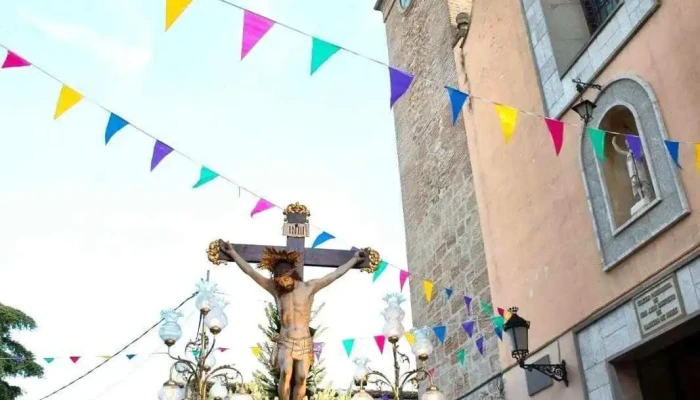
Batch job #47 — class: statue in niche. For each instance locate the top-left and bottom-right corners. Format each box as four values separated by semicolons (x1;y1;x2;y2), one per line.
611;135;652;215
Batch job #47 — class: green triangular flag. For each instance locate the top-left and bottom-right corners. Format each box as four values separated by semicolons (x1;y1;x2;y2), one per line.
342;338;355;357
480;300;493;316
193;167;218;188
587;127;606;161
310;37;341;75
492;315;505;330
44;357;55;364
456;349;466;367
192;349;201;358
372;260;388;283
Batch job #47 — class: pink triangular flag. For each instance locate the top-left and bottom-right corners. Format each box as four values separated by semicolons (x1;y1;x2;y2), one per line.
399;270;410;291
241;10;275;59
250;198;275;217
545;118;564;156
428;368;435;380
217;347;229;352
374;335;386;354
69;356;80;364
2;51;31;69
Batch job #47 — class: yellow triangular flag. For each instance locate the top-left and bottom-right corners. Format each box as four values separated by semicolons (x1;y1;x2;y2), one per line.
495;104;519;143
695;143;700;171
504;310;513;321
54;85;83;120
100;355;111;360
423;280;434;303
404;332;415;346
252;346;261;357
165;0;193;31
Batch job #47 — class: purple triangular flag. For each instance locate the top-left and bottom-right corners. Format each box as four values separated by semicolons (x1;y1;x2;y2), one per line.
476;336;484;355
389;67;414;107
464;296;472;314
381;396;389;400
151;140;174;171
625;134;643;160
313;342;324;361
462;320;475;338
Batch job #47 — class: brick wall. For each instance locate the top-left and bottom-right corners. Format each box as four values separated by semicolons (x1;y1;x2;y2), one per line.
374;0;503;398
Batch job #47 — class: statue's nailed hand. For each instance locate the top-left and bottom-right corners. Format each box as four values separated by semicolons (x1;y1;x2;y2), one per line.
354;250;367;265
218;239;235;257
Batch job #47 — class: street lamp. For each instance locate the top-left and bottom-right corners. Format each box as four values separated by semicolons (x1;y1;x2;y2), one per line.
158;280;253;400
572;99;597;123
503;307;568;386
350;294;445;400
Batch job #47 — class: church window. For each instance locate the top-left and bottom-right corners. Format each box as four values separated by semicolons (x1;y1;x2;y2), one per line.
399;0;415;12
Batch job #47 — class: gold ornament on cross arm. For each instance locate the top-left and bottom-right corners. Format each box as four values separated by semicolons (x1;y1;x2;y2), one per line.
206;240;227;265
361;247;381;273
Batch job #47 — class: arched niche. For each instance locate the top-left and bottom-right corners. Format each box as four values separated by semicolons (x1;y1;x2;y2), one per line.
579;76;689;271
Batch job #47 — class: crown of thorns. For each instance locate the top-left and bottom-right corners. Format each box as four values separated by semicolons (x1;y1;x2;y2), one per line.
258;248;301;273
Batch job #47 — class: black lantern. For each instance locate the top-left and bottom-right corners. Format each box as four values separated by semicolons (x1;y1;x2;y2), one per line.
503;307;569;386
572;99;596;123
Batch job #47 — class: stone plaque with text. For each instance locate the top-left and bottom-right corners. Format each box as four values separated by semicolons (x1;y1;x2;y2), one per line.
282;222;309;238
634;275;685;337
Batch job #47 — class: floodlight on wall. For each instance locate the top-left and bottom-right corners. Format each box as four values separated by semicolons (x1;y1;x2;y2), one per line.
503;307;569;386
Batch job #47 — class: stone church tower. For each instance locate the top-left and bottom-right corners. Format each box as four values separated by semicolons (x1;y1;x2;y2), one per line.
372;0;504;398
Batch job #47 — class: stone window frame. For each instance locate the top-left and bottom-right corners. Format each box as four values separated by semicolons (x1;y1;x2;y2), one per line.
520;0;661;118
579;75;689;271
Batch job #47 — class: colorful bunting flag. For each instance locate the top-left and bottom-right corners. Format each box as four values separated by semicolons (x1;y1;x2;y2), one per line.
2;51;31;69
446;87;469;125
372;260;388;282
427;368;435;380
217;347;229;352
456;348;466;367
192;349;201;358
423;280;434;303
192;167;218;188
312;231;335;248
313;342;324;361
69;356;80;364
625;134;643;160
374;335;386;354
544;118;564;155
381;396;390;400
504;309;513;321
151;140;174;171
241;11;275;59
433;325;446;344
665;140;680;166
399;269;410;291
463;296;472;313
462;320;475;338
494;326;503;340
497;307;504;317
43;357;54;364
342;338;355;357
54;85;83;120
165;0;193;31
104;113;128;144
126;354;136;360
310;38;341;75
492;315;505;330
389;67;414;107
495;104;518;143
587;127;606;161
404;332;415;346
252;346;261;357
476;337;484;355
480;300;492;316
445;287;453;298
250;198;275;217
100;355;111;360
696;144;700;171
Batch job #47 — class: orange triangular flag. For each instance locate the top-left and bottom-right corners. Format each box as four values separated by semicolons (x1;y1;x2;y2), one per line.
165;0;193;31
423;280;434;303
495;104;518;143
695;143;700;171
54;85;83;120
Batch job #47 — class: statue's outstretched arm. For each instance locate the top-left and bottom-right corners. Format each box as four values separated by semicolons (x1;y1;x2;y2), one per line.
308;251;365;294
219;240;275;294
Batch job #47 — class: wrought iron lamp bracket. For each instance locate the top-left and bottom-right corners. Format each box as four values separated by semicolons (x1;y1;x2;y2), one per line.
520;359;569;386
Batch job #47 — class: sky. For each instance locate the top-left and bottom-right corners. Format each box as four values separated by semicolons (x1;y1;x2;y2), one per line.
0;0;414;398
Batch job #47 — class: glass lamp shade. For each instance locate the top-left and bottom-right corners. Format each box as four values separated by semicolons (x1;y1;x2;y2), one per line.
195;280;218;313
352;357;371;382
204;353;216;370
412;327;434;359
351;389;374;400
158;380;185;400
159;309;183;346
207;382;228;400
503;308;530;359
421;386;445;400
382;319;405;340
204;307;228;334
572;99;596;122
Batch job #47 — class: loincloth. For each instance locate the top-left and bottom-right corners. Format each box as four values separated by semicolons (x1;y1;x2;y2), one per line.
271;333;314;369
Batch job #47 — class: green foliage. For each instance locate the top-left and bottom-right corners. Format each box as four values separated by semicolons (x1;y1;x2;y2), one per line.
253;302;327;399
0;303;44;400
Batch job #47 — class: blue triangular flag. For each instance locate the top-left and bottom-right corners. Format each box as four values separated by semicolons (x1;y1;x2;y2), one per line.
312;231;335;248
126;354;136;360
433;325;446;344
105;113;129;144
494;326;503;340
664;140;680;167
445;287;453;298
446;86;469;125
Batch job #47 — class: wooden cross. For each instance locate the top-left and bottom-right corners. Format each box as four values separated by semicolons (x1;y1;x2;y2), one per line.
207;202;380;280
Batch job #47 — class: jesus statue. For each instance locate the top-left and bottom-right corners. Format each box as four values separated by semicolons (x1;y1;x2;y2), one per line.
217;240;367;400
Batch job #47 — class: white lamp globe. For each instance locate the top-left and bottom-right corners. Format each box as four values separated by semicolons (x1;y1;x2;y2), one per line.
208;381;228;400
158;380;184;400
421;386;445;400
351;388;374;400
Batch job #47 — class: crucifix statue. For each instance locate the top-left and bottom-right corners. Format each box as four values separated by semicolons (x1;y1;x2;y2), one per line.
206;203;381;400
